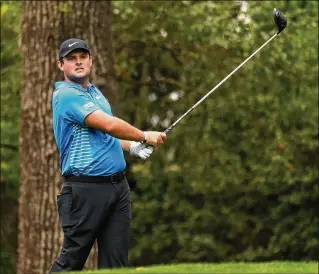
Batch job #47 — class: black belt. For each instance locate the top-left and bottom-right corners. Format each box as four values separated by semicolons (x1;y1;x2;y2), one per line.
63;171;125;183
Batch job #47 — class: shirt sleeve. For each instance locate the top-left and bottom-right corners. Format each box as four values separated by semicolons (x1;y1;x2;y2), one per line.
56;88;99;125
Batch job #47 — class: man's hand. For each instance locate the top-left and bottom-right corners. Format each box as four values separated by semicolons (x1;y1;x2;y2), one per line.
130;142;154;160
143;131;166;149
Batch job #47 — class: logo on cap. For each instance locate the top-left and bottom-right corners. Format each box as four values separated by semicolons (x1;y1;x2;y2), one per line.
68;42;79;47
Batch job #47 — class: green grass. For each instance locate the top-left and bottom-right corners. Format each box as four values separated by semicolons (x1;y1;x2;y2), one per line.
68;261;318;274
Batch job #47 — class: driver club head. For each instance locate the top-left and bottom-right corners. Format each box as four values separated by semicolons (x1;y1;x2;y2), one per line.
273;8;287;34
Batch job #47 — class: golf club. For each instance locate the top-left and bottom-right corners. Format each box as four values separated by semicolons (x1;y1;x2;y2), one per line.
163;8;287;135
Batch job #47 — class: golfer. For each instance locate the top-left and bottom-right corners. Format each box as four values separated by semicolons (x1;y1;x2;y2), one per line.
49;38;166;273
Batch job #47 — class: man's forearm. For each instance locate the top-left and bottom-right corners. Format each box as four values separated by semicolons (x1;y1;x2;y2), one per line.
108;116;145;141
84;109;166;149
85;110;145;141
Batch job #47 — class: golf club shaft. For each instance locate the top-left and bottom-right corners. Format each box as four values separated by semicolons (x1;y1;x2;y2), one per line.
164;32;278;135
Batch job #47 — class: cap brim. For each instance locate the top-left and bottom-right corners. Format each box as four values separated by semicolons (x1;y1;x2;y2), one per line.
60;47;90;58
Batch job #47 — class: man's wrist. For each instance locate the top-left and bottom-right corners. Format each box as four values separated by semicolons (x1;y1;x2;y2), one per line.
143;131;148;142
120;140;132;152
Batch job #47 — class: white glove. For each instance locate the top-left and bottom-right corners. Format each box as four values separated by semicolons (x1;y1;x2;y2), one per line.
129;141;154;160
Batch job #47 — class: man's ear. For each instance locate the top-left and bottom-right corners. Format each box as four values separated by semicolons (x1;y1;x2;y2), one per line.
57;60;64;72
89;56;93;68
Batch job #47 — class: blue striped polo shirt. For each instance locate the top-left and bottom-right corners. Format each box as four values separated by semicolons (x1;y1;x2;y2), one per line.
52;81;126;176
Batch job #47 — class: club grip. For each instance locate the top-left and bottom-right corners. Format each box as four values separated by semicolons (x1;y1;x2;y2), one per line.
164;127;172;134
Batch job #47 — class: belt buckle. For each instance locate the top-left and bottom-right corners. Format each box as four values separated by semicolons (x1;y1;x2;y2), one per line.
110;173;118;183
110;172;124;183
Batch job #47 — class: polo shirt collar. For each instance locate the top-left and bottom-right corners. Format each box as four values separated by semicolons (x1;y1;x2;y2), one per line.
54;81;94;92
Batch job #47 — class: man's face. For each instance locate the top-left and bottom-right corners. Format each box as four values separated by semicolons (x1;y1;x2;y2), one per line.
58;50;92;83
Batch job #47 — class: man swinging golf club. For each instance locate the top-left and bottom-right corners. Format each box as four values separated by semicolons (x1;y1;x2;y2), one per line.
49;38;166;272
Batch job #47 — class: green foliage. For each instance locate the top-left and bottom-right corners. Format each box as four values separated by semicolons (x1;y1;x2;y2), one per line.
1;1;21;197
0;246;15;274
111;1;318;265
1;2;21;274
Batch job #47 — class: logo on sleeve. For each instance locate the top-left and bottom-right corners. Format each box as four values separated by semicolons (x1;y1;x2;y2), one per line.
83;102;95;110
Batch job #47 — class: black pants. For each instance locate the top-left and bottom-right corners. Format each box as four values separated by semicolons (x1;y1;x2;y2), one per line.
49;177;131;273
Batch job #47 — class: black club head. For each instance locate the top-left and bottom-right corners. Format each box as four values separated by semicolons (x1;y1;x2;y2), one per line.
273;8;287;34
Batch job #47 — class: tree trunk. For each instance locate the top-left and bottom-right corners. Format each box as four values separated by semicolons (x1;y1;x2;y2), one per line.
17;1;116;274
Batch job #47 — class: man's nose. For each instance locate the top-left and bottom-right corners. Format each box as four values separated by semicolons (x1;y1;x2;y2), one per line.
75;58;82;64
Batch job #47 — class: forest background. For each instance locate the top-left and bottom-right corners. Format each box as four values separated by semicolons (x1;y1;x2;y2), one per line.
1;1;318;274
